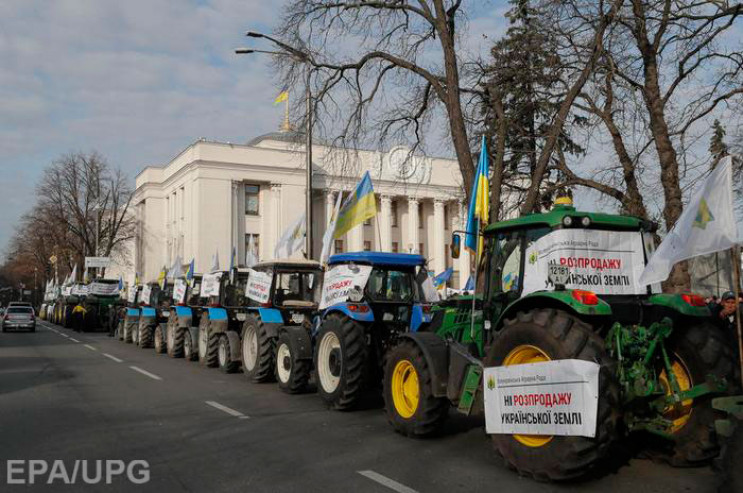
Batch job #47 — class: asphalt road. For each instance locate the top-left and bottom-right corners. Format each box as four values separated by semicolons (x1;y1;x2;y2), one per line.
0;320;725;492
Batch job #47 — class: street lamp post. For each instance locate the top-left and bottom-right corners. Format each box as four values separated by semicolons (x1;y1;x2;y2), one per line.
236;35;315;259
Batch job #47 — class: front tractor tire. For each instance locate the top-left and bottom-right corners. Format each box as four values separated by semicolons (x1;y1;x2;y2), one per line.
168;320;186;359
276;331;311;394
241;317;275;383
383;341;448;437
218;335;240;374
649;322;736;466
487;308;620;482
183;329;198;362
154;325;167;354
315;314;368;411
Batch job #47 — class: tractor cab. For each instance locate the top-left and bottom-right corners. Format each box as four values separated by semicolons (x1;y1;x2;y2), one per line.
321;252;438;333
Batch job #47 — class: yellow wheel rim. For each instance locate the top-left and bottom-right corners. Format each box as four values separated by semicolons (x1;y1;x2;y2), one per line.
391;360;419;419
503;345;553;448
659;357;693;433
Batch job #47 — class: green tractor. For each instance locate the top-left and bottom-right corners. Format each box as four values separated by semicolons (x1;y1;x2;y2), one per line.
382;203;742;481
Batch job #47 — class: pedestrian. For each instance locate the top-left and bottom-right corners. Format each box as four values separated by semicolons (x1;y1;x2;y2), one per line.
710;291;738;333
71;303;86;333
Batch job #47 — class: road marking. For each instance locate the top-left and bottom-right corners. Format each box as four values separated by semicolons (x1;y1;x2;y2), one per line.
129;366;162;381
69;338;80;343
103;353;123;363
205;401;250;419
357;471;418;493
84;344;97;351
60;333;70;338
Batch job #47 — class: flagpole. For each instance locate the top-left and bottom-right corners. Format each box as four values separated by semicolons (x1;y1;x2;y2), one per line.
731;245;743;388
470;221;479;339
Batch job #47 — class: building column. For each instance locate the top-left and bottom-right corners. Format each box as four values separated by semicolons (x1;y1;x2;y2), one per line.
231;181;238;264
407;198;419;253
456;200;471;289
433;199;446;274
270;184;282;259
379;195;392;252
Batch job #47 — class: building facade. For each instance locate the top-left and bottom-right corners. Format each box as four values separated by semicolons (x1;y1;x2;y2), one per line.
132;130;475;288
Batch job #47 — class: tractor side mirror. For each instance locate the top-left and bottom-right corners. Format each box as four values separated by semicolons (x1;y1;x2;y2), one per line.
451;234;461;259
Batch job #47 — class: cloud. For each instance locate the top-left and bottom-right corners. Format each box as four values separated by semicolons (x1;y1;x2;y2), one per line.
0;0;288;247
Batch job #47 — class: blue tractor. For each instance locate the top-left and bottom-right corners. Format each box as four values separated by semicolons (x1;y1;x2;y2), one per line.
240;260;323;384
314;252;439;410
119;285;143;344
165;274;203;359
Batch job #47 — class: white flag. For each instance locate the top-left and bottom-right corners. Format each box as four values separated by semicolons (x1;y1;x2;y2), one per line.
168;256;183;279
68;264;77;285
320;191;343;265
245;235;259;268
274;212;306;259
210;249;220;272
639;157;739;285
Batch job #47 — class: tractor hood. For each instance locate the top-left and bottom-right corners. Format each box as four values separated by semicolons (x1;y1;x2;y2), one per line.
484;206;654;234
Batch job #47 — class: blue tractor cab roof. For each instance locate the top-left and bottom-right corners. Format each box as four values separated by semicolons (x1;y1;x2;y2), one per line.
328;251;426;267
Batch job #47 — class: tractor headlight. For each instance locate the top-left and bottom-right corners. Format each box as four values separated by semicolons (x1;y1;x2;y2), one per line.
581;217;591;227
562;216;573;227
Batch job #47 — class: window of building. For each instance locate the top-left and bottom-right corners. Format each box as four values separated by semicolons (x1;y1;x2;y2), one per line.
245;184;260;215
444;203;449;229
245;234;260;264
418;203;424;229
391;201;398;227
392;242;399;253
445;244;452;269
364;241;372;251
334;239;344;253
419;243;424;256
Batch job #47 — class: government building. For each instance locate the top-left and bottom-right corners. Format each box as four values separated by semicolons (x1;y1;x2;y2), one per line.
132;128;475;288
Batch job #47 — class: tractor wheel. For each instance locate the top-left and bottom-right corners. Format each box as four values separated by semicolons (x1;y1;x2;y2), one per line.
198;324;219;367
154;326;166;354
383;340;448;437
648;322;736;467
276;331;311;394
315;313;368;411
169;323;185;359
487;308;620;482
183;329;197;362
218;335;239;374
117;319;124;341
241;316;275;383
124;322;134;344
139;325;153;348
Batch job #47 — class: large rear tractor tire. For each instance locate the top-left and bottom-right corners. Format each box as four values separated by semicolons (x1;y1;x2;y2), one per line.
487;308;620;482
241;316;275;382
383;340;449;437
647;322;736;467
154;325;167;354
168;321;185;359
218;335;240;374
276;331;311;394
138;325;154;349
315;314;368;411
198;323;219;368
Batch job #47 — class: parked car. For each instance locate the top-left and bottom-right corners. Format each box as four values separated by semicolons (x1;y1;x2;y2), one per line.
8;301;32;308
2;306;36;332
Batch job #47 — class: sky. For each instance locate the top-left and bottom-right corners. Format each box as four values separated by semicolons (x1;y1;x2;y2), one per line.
0;0;509;252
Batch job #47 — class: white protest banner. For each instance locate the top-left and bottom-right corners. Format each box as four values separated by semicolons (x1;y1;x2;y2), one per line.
522;229;646;296
89;281;119;296
484;359;600;437
173;279;187;304
245;269;273;304
200;272;222;298
84;256;111;269
140;284;152;304
319;264;373;309
127;286;138;304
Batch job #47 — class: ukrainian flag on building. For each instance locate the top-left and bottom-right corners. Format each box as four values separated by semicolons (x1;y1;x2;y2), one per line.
465;136;490;254
333;171;377;239
273;86;289;105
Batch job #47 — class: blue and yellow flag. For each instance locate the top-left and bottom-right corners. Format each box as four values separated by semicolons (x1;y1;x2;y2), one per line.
273;86;289;105
433;268;454;289
157;266;167;290
465;136;490;254
186;258;195;281
333;171;377;239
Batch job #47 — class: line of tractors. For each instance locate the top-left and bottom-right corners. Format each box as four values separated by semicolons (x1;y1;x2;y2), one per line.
40;204;743;482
